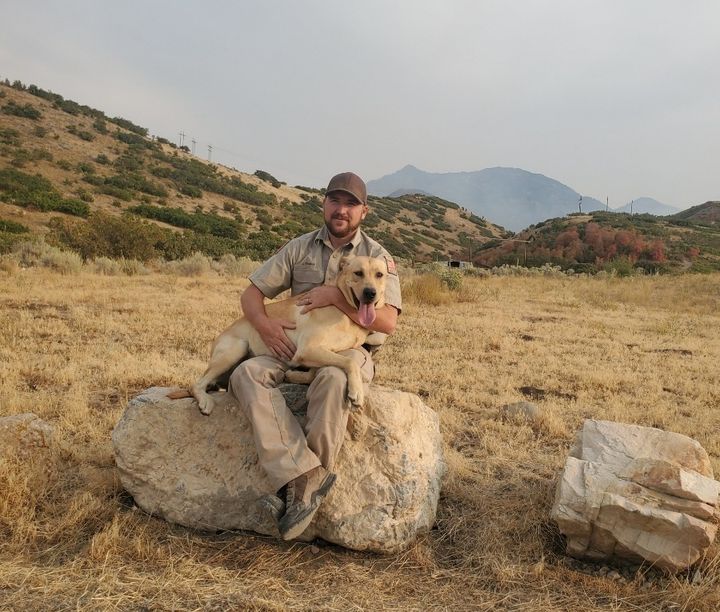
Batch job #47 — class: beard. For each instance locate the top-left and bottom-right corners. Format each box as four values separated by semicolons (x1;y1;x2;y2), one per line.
325;215;361;239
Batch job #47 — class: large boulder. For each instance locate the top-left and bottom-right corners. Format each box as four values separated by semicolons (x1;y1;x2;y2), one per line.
112;385;446;553
551;419;720;572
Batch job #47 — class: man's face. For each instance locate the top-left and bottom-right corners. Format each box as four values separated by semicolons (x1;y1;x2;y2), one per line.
323;191;368;240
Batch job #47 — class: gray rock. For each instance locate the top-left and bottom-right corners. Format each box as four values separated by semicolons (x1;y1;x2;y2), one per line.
498;401;542;424
0;413;54;457
112;385;446;553
551;419;719;572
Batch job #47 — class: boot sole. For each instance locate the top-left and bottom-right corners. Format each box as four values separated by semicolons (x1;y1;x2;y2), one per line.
279;472;336;541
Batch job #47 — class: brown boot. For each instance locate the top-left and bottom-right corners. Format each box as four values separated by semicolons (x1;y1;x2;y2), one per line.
278;466;336;541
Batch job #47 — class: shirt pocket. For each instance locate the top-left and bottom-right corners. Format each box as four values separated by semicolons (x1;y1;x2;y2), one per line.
292;265;324;295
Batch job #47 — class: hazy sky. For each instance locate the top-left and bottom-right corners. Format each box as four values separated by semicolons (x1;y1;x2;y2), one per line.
2;1;719;208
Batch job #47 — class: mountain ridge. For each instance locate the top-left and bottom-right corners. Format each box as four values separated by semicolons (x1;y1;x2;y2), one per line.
368;165;682;231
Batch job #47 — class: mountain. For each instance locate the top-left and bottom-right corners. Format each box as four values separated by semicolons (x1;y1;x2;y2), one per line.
0;80;505;263
472;210;720;274
668;201;720;225
368;165;606;231
613;197;679;216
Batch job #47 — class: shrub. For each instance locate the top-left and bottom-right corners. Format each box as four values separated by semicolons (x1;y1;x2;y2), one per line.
49;211;164;261
88;256;123;275
93;118;108;134
254;169;282;188
0;218;30;234
215;253;260;277
160;252;214;276
402;274;452;306
12;239;82;274
120;258;150;276
0;168;89;217
109;117;148;136
32;126;47;138
2;101;42;119
0;127;20;145
95;153;110;165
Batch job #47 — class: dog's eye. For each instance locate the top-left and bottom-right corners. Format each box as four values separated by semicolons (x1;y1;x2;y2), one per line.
354;271;363;277
375;272;384;279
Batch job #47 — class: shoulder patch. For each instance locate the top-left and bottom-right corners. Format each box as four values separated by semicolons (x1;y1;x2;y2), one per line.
385;256;397;275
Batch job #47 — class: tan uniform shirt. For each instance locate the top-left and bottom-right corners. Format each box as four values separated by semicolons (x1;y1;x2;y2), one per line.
249;226;401;347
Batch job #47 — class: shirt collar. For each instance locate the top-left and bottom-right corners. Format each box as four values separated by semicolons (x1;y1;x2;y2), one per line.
316;225;363;251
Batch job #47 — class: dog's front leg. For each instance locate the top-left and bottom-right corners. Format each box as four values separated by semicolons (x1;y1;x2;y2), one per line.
293;347;365;410
192;337;250;415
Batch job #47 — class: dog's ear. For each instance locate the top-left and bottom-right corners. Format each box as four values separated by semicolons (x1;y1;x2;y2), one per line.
338;255;354;271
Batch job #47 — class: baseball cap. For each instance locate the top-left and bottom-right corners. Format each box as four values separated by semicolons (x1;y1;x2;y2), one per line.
326;172;367;205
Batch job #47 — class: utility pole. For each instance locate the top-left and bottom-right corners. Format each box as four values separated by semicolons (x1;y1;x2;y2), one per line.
178;131;185;148
191;138;196;155
630;200;634;215
606;196;609;212
578;195;583;213
207;144;213;161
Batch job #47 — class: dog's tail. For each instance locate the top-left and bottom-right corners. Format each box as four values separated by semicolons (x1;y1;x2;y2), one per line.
167;389;192;400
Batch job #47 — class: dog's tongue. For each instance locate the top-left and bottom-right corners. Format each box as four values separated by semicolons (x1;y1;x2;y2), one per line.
358;302;376;327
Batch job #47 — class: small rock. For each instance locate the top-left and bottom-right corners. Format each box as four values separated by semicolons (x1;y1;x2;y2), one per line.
0;413;54;457
498;401;542;424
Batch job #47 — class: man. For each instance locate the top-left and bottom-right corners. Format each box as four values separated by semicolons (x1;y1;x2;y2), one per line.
229;171;402;541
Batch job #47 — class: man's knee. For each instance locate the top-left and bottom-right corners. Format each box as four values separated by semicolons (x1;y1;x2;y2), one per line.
313;365;346;389
230;358;279;388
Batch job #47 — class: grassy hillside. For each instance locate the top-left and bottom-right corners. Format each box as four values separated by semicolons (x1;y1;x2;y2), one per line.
669;201;720;225
474;210;720;274
0;79;504;263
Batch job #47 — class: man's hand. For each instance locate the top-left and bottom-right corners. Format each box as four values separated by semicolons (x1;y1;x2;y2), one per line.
257;317;296;360
297;286;342;314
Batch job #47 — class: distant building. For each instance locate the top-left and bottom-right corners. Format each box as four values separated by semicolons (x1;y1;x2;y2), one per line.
446;259;473;269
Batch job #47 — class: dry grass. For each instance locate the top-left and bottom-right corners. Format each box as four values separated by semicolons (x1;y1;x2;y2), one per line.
1;267;719;611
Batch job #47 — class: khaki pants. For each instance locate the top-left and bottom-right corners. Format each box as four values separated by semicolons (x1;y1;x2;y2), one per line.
229;347;374;491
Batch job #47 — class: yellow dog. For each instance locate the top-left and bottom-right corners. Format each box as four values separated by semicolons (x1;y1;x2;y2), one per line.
169;255;388;416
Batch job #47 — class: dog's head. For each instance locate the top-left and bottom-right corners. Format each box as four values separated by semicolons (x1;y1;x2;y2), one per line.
337;256;388;327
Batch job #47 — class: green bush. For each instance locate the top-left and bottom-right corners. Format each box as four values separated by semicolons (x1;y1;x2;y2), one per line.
0;218;30;234
109;117;148;136
2;101;42;119
254;169;282;188
93;118;108;134
0;168;89;217
0;127;20;145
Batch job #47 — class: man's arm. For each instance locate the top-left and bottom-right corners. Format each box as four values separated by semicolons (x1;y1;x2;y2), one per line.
297;285;398;335
241;284;296;360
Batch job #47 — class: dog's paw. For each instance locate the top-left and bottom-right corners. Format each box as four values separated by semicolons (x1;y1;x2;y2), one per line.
346;386;364;412
197;395;215;416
